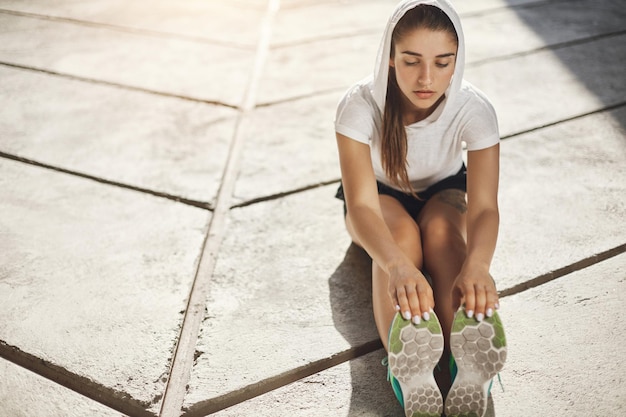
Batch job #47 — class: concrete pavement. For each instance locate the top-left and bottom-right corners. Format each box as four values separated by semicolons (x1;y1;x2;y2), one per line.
0;0;624;416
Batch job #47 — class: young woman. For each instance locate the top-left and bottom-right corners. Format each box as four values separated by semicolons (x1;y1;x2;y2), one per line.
334;1;507;416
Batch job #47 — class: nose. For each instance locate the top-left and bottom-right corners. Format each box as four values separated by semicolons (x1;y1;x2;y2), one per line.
418;65;432;86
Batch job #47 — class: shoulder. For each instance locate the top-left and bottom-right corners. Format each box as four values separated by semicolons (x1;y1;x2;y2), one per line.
337;77;378;116
455;81;500;150
335;76;379;144
456;81;497;117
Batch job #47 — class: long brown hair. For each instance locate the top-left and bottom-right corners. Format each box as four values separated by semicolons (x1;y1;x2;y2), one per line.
382;5;458;192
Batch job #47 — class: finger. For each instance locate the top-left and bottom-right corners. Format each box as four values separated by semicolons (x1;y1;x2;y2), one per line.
417;283;434;321
485;287;498;318
388;287;401;313
396;287;412;321
474;285;487;322
405;285;422;324
463;283;476;319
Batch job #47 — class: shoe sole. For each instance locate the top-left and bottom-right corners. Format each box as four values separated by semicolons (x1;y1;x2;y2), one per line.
445;309;507;417
388;312;444;417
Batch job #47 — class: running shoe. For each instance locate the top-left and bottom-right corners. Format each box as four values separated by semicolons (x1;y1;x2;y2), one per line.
445;308;507;417
388;312;445;417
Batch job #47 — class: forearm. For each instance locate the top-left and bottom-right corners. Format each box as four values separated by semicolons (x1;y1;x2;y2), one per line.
465;207;499;270
349;204;413;274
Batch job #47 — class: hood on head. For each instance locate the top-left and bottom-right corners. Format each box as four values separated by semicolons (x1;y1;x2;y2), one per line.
372;0;465;122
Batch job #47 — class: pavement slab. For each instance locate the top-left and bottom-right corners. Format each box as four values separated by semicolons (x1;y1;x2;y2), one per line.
492;252;626;417
493;107;626;291
0;1;264;49
0;12;254;107
0;66;236;206
0;158;208;414
232;92;342;205
183;184;379;411
0;357;127;417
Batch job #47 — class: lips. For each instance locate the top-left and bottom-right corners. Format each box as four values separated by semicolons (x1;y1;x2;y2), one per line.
414;90;435;99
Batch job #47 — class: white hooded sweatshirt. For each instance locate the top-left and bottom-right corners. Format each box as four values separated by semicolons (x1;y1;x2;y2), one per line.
335;0;500;192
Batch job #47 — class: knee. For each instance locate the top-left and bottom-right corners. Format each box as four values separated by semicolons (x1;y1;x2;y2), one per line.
388;219;422;264
421;216;465;252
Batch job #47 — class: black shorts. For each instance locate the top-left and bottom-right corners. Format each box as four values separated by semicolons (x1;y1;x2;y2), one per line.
335;164;466;219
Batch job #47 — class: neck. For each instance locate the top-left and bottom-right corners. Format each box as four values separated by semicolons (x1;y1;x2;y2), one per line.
401;94;446;125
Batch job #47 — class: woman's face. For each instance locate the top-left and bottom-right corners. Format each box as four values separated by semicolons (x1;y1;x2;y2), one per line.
390;28;457;120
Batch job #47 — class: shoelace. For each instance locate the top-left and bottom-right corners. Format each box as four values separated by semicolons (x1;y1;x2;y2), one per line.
381;356;391;381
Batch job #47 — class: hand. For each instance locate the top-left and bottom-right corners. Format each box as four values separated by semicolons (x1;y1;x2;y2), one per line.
388;261;435;324
453;263;499;321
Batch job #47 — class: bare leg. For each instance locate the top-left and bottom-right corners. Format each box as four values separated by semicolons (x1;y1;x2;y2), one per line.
345;195;424;351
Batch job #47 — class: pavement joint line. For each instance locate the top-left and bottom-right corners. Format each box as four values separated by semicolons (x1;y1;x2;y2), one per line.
158;1;280;416
501;101;626;140
468;29;626;69
0;61;240;111
0;8;255;51
230;179;341;209
0;150;214;211
0;340;156;417
181;340;384;417
255;86;347;108
499;243;626;298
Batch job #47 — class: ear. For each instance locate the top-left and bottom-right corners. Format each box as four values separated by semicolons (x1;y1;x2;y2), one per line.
389;57;395;68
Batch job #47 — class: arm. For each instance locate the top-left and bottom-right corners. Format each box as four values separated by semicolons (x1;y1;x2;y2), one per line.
454;143;500;320
336;132;434;321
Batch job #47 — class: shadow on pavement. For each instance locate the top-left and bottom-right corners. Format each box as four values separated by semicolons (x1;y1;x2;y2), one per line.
504;0;626;127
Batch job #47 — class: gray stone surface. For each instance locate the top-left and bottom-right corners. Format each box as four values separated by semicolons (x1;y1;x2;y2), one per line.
183;184;378;409
493;108;626;290
0;66;236;205
492;253;626;417
208;350;403;417
463;0;626;64
0;0;264;48
0;13;254;107
233;92;342;204
0;159;208;412
0;357;127;417
469;34;626;137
